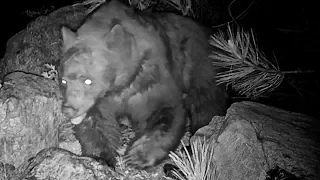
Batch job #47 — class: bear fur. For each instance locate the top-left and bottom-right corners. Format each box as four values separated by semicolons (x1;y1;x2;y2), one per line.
58;0;227;169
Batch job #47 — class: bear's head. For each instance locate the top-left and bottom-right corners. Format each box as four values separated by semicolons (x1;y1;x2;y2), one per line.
59;23;141;124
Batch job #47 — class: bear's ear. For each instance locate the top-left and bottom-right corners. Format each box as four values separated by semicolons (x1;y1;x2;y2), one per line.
105;24;132;54
61;26;77;49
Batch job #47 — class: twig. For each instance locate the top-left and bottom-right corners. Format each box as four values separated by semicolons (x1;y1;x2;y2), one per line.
212;0;257;28
282;70;315;74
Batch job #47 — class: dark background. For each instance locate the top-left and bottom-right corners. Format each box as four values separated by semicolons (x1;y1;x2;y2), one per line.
0;0;319;119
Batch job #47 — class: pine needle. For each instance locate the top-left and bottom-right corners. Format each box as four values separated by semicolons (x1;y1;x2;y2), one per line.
168;138;218;180
209;26;284;99
72;0;106;14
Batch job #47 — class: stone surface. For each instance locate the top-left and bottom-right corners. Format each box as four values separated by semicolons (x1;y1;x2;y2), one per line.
7;147;119;180
194;101;320;180
0;72;65;169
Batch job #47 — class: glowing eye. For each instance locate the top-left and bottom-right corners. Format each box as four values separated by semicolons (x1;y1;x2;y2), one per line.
61;79;67;84
84;79;92;85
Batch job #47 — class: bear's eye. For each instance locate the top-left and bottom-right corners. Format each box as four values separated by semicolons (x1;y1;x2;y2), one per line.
84;79;92;85
61;79;67;85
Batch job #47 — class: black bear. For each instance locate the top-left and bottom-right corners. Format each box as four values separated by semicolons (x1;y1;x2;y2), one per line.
58;0;227;169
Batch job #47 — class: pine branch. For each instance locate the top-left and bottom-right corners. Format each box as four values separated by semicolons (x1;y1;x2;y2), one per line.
168;138;218;180
210;26;285;99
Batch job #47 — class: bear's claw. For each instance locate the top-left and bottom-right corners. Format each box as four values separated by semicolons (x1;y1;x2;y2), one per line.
124;132;168;169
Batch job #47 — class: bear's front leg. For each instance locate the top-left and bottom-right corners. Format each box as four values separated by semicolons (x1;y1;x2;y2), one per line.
124;104;186;169
73;107;121;168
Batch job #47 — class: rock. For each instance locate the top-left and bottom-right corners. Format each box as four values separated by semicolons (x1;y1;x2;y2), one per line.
58;121;82;156
0;162;15;180
8;147;120;180
0;72;65;169
191;115;226;142
192;101;320;180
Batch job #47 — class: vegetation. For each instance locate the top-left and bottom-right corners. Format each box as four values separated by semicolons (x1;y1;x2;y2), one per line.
168;138;219;180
